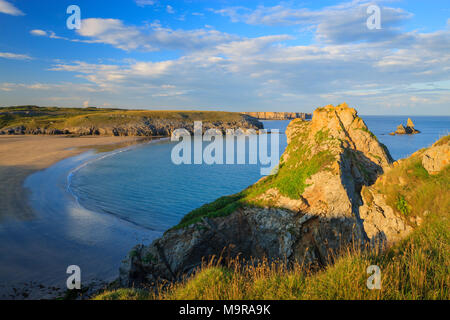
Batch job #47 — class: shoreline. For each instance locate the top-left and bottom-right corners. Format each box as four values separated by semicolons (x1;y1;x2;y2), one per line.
0;135;156;222
0;135;162;299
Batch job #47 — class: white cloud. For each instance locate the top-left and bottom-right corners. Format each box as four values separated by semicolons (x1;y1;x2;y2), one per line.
36;18;239;52
7;1;450;114
0;52;32;60
0;0;24;16
135;0;156;7
30;29;48;36
213;1;413;44
41;22;450;114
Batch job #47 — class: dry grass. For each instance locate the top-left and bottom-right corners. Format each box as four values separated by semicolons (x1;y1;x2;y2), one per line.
95;208;449;300
0;106;248;131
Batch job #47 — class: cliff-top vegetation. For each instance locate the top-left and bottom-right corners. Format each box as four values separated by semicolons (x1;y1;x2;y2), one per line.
0;106;253;134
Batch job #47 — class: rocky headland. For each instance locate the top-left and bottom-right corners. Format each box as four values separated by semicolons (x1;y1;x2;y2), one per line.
390;118;421;135
0;106;263;136
117;103;450;288
242;112;312;120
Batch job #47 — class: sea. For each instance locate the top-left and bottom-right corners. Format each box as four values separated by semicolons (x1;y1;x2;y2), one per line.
0;116;448;298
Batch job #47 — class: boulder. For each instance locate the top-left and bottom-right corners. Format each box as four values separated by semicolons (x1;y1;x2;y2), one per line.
422;140;450;174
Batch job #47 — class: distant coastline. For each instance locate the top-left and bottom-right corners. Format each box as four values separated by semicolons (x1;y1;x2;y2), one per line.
242;112;312;120
0;106;263;136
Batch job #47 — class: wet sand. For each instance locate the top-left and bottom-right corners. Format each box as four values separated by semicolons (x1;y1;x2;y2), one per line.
0;135;146;221
0;135;159;299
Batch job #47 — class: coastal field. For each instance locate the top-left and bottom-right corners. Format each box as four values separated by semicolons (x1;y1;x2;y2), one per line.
0;106;258;136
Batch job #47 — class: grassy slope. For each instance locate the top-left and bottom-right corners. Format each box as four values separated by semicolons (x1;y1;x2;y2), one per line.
0;106;247;130
95;210;449;300
95;136;449;300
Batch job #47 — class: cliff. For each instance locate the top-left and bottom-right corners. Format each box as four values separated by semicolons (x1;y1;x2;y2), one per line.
360;135;449;244
0;106;263;136
118;103;447;288
242;112;312;120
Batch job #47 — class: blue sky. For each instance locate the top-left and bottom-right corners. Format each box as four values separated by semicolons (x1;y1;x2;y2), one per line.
0;0;449;115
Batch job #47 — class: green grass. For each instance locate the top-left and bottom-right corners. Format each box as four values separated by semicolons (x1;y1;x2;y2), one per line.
94;200;449;300
0;106;249;131
370;143;449;223
396;195;412;217
172;194;246;230
93;288;151;300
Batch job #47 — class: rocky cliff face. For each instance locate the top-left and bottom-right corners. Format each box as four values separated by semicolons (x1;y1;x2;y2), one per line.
360;136;449;245
421;138;449;174
242;112;312;120
390;118;420;135
0;116;263;137
119;104;434;287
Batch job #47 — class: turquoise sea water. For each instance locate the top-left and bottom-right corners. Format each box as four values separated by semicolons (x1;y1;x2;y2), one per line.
69;116;450;231
0;116;448;297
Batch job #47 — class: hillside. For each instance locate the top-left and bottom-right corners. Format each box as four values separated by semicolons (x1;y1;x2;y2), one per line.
0;106;262;136
94;104;449;300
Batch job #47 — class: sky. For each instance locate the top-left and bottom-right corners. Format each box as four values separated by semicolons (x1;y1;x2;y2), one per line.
0;0;449;115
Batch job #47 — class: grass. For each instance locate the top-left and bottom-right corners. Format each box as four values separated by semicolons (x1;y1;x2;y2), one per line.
0;106;249;131
94;204;449;300
369;145;449;223
172;194;246;230
93;288;150;301
396;195;412;217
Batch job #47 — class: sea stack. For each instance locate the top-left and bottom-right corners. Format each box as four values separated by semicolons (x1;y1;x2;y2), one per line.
390;118;420;135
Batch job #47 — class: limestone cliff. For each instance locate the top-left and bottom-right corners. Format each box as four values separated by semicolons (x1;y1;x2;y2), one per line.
242;112;312;120
119;104;444;288
0;107;263;136
360;135;449;245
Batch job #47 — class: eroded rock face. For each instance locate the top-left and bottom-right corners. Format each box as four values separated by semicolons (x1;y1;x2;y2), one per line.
422;140;450;174
119;104;415;288
390;118;420;135
360;190;412;247
0;117;263;137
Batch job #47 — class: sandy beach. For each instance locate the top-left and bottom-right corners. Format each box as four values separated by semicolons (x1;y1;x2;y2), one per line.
0;135;146;221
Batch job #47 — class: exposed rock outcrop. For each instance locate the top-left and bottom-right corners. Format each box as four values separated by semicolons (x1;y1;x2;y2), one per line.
0;117;263;137
359;135;449;244
359;189;412;246
242;112;312;120
119;104;423;288
390;118;420;135
421;138;450;174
